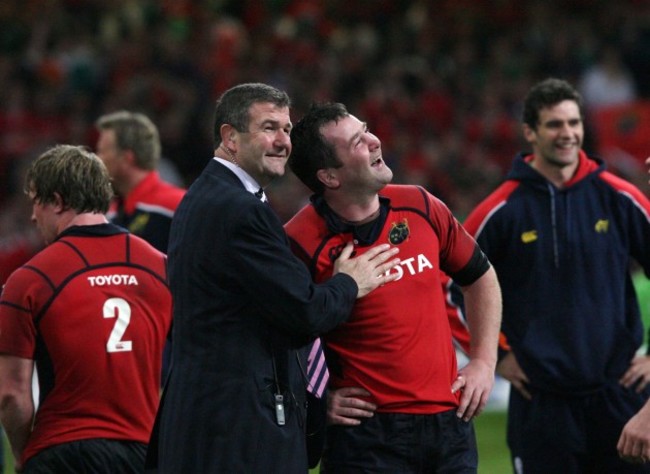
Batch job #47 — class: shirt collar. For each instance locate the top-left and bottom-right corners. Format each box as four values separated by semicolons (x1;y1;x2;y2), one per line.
310;194;391;246
214;157;266;201
122;171;160;213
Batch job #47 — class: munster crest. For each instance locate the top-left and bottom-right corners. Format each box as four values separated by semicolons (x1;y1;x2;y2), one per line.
388;220;409;244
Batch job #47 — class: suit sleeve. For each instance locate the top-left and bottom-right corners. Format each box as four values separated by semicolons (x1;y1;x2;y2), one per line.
224;202;357;338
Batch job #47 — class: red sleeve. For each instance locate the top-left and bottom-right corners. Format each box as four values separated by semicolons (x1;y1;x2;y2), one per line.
600;171;650;217
426;192;479;274
0;267;41;359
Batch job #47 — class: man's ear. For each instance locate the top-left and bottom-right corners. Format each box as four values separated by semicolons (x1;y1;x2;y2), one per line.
52;192;66;213
522;124;536;145
220;124;238;150
316;169;340;190
122;149;137;167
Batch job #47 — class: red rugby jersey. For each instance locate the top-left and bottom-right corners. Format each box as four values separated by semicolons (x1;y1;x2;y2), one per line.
286;185;486;414
0;224;172;464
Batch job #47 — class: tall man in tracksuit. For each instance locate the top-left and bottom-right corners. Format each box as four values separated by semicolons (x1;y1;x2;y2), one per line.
463;77;650;473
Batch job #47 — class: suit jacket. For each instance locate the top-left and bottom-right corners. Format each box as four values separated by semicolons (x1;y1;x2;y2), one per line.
153;160;357;473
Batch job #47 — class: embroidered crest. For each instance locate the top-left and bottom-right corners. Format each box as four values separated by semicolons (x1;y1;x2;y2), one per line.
594;219;609;233
520;230;537;244
128;213;150;234
388;220;409;244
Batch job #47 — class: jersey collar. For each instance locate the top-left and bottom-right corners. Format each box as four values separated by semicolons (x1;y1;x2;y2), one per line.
310;194;391;246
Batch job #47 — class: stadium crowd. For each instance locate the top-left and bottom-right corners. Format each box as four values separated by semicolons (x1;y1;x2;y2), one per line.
1;0;650;227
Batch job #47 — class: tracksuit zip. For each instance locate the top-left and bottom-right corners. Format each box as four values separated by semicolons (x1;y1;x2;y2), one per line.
547;183;560;268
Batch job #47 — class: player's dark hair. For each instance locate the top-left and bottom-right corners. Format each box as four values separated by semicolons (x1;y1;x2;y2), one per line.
25;145;113;214
523;78;584;129
289;102;348;194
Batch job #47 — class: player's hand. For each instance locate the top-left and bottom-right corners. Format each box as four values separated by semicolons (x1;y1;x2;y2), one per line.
327;386;377;426
452;359;495;421
334;242;400;298
496;352;532;400
620;355;650;393
618;401;650;464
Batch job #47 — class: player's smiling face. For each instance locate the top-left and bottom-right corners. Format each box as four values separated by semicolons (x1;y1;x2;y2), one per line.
234;102;292;187
524;100;583;171
320;114;393;193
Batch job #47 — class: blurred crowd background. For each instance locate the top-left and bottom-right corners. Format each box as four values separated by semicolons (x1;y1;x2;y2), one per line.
2;0;650;274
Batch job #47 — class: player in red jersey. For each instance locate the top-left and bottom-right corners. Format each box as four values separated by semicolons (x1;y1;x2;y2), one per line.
286;102;502;472
0;145;172;473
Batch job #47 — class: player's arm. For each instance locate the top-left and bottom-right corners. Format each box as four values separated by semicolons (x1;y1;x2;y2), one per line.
441;272;472;356
452;265;502;421
0;354;35;470
618;397;650;463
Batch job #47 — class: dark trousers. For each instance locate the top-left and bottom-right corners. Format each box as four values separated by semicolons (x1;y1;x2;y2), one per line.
508;384;650;474
321;409;478;473
23;438;146;474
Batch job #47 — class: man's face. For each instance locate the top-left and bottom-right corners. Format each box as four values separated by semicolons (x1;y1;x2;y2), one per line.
29;192;59;245
235;102;292;187
96;129;125;194
524;100;584;170
320;114;393;194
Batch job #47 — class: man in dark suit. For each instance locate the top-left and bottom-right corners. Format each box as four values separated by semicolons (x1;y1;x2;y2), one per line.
153;83;400;473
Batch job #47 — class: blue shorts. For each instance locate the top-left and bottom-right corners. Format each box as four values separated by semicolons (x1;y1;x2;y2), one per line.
321;409;477;473
507;383;650;474
23;438;146;474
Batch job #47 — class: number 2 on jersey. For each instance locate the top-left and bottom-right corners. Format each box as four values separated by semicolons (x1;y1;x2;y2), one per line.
103;297;133;353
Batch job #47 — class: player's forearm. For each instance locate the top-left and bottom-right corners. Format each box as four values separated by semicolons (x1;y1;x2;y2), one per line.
462;266;502;368
0;393;34;462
